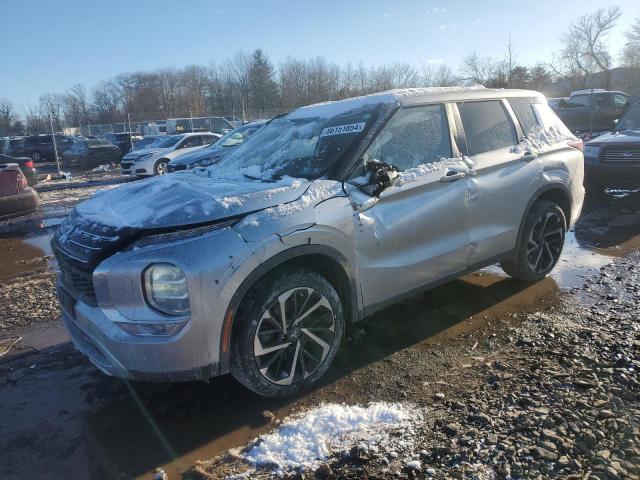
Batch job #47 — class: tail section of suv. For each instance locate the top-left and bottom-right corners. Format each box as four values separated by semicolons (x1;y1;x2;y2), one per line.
52;87;584;397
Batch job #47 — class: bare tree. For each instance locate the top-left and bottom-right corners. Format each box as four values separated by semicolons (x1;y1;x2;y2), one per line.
621;17;640;68
551;7;622;88
460;51;496;85
0;99;14;136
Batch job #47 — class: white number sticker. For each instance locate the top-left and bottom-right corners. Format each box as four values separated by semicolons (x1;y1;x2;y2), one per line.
320;122;366;137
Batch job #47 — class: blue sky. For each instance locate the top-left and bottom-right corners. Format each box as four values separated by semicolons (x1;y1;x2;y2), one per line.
1;0;637;111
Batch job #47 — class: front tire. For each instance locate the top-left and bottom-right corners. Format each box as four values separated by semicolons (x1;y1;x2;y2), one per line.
501;200;566;282
230;269;344;397
154;159;168;175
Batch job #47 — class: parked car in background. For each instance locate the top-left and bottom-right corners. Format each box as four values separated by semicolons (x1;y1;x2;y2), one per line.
553;90;629;133
166;116;234;135
61;139;122;171
2;137;24;157
0;154;37;186
583;100;640;193
7;134;74;162
0;163;39;221
104;132;144;157
133;135;164;151
121;132;220;176
167;120;266;172
547;97;568;109
53;87;584;397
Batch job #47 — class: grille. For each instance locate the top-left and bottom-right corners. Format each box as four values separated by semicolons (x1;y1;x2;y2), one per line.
58;255;97;305
601;147;640;163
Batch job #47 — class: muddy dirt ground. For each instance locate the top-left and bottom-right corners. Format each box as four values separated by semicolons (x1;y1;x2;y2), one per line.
0;185;638;480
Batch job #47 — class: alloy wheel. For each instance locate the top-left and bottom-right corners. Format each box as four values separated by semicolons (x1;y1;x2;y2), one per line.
156;161;167;175
253;287;335;386
526;211;564;274
32;152;41;161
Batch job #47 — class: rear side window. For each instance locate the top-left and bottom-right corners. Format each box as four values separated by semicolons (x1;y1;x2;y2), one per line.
203;135;217;145
509;98;539;137
612;94;627;107
364;104;452;171
458;101;517;155
532;103;574;138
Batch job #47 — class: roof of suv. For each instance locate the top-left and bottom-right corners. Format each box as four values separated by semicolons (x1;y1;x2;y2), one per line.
289;86;546;119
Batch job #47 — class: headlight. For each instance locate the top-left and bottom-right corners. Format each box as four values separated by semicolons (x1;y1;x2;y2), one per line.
583;146;601;158
137;153;154;162
189;158;214;169
144;263;190;316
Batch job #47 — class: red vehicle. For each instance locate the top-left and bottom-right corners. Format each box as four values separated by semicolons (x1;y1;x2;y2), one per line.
0;163;39;221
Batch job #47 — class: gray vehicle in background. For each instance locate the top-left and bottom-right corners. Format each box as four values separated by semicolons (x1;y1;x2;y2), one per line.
167;120;267;172
52;87;585;397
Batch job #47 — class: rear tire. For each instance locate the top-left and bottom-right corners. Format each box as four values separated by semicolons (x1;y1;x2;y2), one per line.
501;200;566;282
230;268;344;398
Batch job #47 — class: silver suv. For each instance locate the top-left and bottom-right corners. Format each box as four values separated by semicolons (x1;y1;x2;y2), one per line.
52;87;585;397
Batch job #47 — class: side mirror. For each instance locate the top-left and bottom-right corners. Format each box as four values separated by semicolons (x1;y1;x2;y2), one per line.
362;160;399;197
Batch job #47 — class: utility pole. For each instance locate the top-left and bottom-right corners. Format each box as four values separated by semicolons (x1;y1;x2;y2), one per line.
189;111;194;132
127;113;134;151
50;116;61;175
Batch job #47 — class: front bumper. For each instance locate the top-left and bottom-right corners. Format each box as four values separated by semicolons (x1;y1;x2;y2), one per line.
585;162;640;189
58;280;220;381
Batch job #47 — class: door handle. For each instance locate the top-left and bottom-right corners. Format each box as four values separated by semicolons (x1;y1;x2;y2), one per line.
440;170;467;183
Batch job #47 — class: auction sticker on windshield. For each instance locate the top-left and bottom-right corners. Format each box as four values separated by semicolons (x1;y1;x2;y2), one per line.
320;122;366;137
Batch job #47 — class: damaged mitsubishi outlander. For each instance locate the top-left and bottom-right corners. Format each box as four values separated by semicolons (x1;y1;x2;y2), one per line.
52;87;585;397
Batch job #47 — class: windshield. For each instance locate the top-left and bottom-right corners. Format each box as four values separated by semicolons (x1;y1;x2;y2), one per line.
155;135;183;148
214;123;263;148
215;106;380;180
617;104;640;131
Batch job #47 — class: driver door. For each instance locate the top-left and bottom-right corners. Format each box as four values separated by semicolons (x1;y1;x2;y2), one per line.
348;104;472;311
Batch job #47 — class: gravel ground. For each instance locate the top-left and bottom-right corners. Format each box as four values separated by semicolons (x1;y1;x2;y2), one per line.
190;254;640;480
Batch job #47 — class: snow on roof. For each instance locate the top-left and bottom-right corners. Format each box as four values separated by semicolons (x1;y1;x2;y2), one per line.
287;85;544;120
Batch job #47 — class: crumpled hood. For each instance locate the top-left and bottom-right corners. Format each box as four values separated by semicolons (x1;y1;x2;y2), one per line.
74;171;310;229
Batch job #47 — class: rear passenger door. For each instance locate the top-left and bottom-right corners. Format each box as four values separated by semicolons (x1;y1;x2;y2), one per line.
351;104;472;309
456;99;542;267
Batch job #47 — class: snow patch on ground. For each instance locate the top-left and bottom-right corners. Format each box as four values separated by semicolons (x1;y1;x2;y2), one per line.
243;402;416;471
511;126;576;154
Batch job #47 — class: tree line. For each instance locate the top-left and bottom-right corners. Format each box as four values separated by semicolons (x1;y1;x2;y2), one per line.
1;8;638;137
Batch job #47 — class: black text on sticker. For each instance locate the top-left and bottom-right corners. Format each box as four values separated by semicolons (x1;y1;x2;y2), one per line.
320;122;366;137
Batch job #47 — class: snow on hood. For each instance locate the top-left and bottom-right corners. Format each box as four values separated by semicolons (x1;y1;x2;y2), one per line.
74;171;310;229
242;402;416;472
587;129;640;145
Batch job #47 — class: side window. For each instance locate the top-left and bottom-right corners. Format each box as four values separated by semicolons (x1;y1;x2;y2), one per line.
181;136;202;148
203;135;217;145
613;94;628;107
508;98;540;137
594;94;609;107
363;104;452;171
570;94;590;107
458;101;518;155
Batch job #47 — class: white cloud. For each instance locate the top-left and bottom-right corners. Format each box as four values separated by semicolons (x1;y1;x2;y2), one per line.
427;7;447;14
426;58;444;64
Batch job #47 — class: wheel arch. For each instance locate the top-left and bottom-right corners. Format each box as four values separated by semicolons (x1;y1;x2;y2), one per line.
515;183;572;254
218;244;359;374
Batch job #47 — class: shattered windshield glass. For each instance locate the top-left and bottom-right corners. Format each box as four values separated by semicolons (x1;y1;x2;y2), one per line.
215;105;382;181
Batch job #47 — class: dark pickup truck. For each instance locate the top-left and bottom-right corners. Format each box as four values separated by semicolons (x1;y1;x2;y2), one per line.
552;90;629;133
